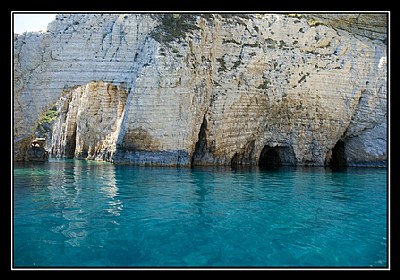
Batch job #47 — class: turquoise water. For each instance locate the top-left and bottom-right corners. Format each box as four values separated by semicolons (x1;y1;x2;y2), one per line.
13;159;387;268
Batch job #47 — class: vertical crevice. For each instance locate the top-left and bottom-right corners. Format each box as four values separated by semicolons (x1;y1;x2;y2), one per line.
191;114;208;166
66;124;77;158
230;152;242;167
329;140;347;169
231;139;256;167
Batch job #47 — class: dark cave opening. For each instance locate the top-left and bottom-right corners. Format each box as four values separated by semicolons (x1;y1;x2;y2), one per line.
259;145;297;168
191;115;208;166
329;140;347;168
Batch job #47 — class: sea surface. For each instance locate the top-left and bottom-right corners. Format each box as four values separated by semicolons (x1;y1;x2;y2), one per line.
13;159;388;268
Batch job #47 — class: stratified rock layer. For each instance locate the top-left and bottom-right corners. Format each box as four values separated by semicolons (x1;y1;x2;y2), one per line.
50;81;128;160
13;13;387;167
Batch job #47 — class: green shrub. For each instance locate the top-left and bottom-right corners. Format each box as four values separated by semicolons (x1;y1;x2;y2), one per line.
39;105;58;125
150;14;200;44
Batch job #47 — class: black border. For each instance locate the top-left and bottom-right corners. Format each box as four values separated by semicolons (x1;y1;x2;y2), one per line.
10;10;392;273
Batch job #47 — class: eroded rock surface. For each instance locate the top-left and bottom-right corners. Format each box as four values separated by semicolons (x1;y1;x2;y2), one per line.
13;13;387;166
25;138;49;161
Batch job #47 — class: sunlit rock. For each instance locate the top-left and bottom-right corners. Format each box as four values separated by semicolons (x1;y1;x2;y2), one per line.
13;13;387;167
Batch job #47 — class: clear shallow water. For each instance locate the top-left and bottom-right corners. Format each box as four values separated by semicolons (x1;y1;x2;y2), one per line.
13;159;387;268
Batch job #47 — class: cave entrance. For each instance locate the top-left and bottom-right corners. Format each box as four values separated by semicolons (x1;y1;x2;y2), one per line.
259;145;296;168
191;115;208;166
329;140;347;168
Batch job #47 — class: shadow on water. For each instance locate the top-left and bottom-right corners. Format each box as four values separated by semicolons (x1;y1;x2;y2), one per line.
326;166;348;173
230;164;298;174
258;165;298;173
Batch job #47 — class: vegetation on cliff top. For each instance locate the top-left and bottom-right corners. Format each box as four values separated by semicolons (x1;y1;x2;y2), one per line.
150;14;201;44
150;14;253;45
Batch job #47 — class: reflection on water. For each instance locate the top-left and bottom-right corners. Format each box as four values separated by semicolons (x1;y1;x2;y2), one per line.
15;160;122;249
13;160;387;267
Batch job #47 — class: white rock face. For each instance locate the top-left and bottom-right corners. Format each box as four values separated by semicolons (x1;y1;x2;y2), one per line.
13;13;387;167
50;81;128;160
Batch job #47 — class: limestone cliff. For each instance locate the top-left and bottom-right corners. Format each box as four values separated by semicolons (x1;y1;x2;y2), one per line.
13;13;388;167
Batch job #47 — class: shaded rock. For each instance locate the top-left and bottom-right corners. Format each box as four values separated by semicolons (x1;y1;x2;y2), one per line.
25;138;49;161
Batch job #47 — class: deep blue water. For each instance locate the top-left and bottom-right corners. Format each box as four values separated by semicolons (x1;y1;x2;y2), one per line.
13;159;387;268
